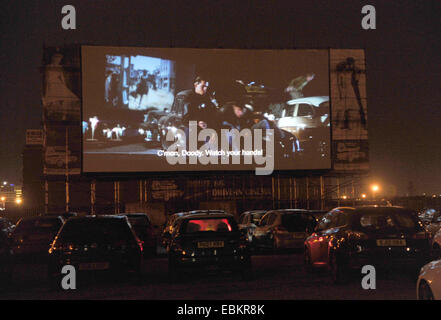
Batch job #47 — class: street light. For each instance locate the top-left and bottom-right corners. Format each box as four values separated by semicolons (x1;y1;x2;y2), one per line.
16;198;22;205
361;193;367;199
371;184;380;200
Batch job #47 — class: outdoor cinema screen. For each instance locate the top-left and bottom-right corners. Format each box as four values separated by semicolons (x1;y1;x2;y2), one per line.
82;46;331;174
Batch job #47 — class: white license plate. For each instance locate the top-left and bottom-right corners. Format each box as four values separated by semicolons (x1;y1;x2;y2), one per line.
376;239;406;246
79;262;110;271
197;241;224;249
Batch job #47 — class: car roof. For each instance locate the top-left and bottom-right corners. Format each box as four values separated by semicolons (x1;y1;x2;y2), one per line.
353;206;412;212
243;210;267;215
118;213;149;217
178;213;234;220
21;215;63;221
187;210;226;214
68;215;128;221
286;96;329;106
266;209;310;215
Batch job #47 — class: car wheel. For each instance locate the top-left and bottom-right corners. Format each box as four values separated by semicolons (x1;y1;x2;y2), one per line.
432;243;441;260
304;248;313;273
418;280;434;300
330;252;347;284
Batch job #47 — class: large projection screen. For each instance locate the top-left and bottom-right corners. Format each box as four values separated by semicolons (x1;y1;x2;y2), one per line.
82;46;331;174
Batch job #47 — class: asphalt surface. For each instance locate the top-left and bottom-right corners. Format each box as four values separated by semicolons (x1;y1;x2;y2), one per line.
0;251;417;300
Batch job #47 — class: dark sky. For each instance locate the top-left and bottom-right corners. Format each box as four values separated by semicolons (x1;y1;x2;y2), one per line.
0;0;440;195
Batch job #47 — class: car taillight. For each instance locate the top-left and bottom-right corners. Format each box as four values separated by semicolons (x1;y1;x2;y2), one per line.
138;240;144;252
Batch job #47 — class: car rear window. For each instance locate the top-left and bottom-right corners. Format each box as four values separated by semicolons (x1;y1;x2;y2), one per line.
281;214;316;232
356;210;420;231
15;218;62;233
183;218;236;233
58;219;133;243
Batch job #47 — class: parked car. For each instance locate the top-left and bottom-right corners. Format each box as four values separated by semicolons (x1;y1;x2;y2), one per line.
48;215;143;285
304;206;432;283
167;213;251;281
252;209;317;251
423;210;441;237
0;217;15;238
417;259;441;300
119;213;156;256
11;216;64;262
237;210;267;242
0;228;12;283
162;210;226;249
418;208;440;225
432;228;441;259
162;211;190;249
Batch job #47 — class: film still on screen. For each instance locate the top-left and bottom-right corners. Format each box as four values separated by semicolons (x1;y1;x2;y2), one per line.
82;47;331;173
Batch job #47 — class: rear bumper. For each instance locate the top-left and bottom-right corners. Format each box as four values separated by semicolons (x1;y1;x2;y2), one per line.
172;253;250;271
346;248;431;270
48;252;141;276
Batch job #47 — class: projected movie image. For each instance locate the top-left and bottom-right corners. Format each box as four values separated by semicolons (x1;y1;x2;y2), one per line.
82;47;331;173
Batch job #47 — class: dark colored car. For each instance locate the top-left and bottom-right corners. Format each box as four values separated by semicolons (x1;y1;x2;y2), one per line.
11;216;64;262
0;228;13;283
0;217;15;238
167;213;251;281
252;209;317;251
48;215;143;284
304;206;432;283
119;213;156;256
237;210;267;242
162;210;226;249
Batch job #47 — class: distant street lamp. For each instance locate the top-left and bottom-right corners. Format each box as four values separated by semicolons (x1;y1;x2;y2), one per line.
16;198;22;205
361;193;367;199
371;184;380;200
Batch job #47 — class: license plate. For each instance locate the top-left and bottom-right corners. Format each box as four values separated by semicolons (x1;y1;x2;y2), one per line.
376;239;406;246
293;233;305;239
197;241;224;249
79;262;110;271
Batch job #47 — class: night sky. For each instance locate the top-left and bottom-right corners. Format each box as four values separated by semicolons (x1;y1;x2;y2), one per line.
0;0;439;196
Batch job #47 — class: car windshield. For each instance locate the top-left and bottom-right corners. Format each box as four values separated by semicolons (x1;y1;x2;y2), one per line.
58;219;133;243
15;218;62;234
356;210;419;231
281;213;316;232
183;218;236;234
